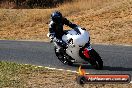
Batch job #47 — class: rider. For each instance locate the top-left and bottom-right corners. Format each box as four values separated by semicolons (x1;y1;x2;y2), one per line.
49;11;78;52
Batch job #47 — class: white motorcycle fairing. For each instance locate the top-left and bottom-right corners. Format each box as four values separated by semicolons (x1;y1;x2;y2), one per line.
62;27;90;63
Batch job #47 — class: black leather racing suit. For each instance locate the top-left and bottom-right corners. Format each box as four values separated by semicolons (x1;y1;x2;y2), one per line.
49;17;77;49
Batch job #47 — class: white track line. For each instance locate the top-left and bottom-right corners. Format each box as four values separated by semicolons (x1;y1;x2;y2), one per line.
44;66;91;74
44;66;132;83
28;65;132;83
45;66;79;73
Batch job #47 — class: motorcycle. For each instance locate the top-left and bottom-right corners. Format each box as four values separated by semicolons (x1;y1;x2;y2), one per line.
47;27;103;70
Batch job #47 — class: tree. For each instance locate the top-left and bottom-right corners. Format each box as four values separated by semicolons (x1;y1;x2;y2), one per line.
16;0;19;8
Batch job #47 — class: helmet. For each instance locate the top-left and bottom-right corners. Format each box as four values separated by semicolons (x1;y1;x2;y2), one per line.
51;11;62;23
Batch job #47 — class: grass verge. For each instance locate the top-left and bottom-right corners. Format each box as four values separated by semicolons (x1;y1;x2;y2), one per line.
0;61;132;88
0;61;78;88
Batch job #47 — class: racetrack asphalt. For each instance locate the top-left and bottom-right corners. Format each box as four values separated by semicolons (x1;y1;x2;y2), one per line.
0;40;132;78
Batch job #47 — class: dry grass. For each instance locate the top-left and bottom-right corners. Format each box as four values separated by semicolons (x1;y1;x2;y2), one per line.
1;61;132;88
0;0;132;45
68;0;132;44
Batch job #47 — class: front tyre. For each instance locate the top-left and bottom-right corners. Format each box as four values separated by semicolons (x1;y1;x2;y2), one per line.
89;49;103;70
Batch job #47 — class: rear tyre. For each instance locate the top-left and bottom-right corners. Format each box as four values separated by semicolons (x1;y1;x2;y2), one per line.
54;47;73;66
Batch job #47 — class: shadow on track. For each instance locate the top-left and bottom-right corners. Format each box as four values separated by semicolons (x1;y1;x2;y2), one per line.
71;63;132;71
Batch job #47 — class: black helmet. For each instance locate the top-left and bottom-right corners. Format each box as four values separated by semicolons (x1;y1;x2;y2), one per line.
51;11;62;23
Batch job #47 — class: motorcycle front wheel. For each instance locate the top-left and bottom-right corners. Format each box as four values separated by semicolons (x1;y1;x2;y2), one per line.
89;49;103;70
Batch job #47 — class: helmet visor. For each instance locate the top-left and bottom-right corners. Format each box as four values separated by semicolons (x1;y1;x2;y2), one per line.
52;16;62;23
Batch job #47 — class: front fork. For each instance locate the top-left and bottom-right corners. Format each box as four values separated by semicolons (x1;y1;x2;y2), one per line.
83;46;92;59
79;44;93;61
